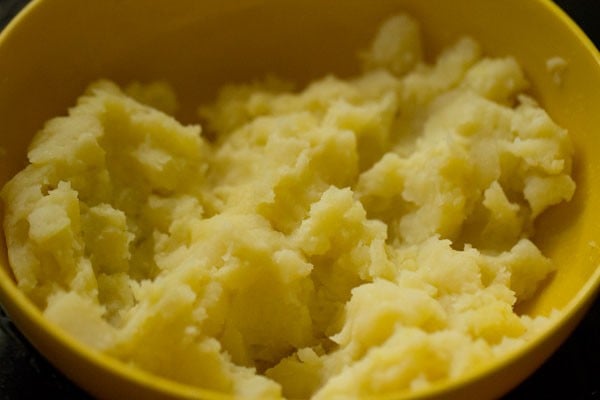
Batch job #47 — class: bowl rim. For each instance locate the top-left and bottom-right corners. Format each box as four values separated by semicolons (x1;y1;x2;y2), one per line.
0;0;599;399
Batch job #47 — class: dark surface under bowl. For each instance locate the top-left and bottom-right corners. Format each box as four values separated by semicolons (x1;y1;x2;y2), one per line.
0;0;599;399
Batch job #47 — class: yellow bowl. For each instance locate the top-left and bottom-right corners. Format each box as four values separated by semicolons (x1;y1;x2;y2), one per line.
1;0;599;399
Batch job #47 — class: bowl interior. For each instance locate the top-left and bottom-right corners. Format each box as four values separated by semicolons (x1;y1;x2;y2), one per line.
1;0;600;399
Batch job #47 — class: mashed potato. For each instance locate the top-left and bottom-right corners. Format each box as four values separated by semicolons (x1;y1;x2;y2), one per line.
1;14;575;399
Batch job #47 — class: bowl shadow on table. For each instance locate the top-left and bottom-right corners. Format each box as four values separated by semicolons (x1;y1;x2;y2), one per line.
0;307;91;400
505;296;600;399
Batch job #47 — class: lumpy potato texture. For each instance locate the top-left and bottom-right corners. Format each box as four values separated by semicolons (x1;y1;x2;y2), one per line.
2;14;575;399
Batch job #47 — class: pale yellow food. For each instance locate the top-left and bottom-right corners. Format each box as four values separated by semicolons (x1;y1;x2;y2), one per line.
546;56;569;86
1;14;575;399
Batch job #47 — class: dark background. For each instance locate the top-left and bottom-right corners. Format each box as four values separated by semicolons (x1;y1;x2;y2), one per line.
1;0;599;399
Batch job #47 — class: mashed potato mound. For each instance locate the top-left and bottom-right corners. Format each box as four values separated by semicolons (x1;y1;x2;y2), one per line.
1;14;575;399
